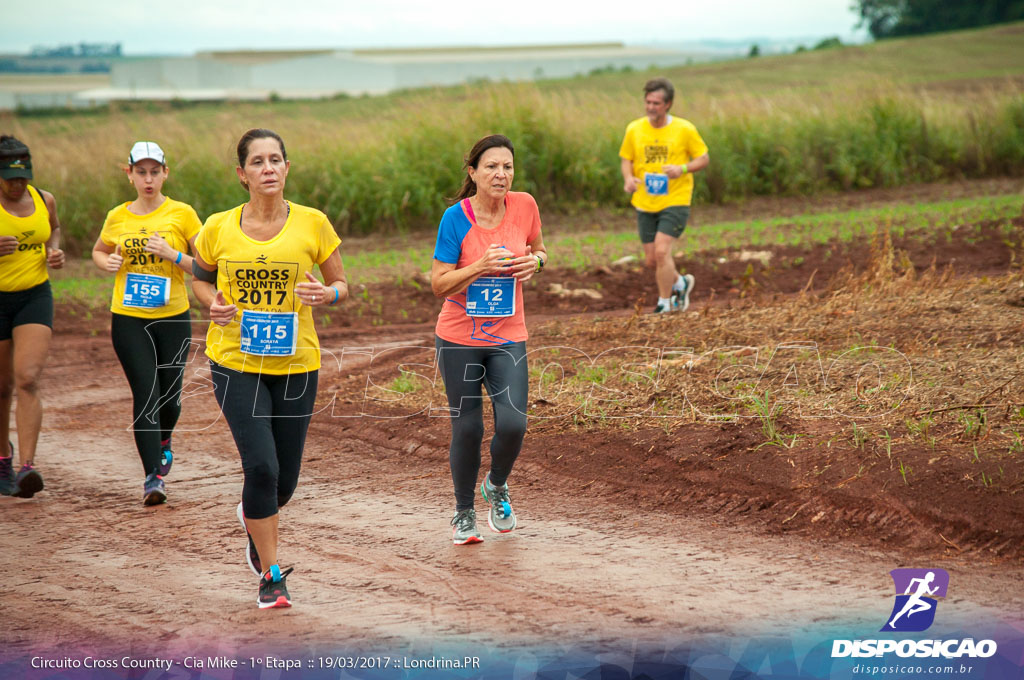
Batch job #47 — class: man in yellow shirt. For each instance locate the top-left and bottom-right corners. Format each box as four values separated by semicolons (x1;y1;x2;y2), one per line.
619;77;710;314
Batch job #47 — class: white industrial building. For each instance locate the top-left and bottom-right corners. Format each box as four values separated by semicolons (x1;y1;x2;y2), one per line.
2;43;695;109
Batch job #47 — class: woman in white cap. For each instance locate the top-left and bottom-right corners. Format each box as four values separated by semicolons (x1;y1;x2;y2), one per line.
92;141;201;505
0;135;65;499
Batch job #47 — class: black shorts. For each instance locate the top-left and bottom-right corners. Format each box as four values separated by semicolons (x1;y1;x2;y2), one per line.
0;281;53;340
637;206;690;243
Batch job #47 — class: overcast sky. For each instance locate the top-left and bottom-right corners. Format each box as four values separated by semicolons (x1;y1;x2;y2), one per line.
3;0;866;54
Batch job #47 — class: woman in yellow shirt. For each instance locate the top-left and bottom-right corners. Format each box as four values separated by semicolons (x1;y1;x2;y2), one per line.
92;142;201;506
192;128;347;609
0;135;65;498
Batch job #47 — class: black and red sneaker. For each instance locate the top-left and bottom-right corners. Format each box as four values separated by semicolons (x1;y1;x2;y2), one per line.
258;565;293;609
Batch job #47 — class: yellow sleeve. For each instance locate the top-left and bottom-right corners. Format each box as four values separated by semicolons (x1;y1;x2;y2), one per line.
618;125;636;161
688;126;709;159
182;205;203;242
99;207;121;247
315;214;342;265
193;217;217;264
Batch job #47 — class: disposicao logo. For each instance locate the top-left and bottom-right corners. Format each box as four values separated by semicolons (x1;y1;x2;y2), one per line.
831;568;998;659
882;568;948;632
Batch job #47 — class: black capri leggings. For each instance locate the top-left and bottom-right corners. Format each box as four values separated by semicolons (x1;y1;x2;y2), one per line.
435;336;529;511
111;310;191;475
210;362;318;520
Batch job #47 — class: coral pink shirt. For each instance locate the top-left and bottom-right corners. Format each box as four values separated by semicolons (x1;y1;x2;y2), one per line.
433;192;542;345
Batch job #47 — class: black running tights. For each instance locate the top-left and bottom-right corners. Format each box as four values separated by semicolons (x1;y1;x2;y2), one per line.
110;311;191;475
435;337;529;511
210;363;318;520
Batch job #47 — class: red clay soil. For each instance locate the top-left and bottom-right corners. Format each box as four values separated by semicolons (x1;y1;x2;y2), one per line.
4;211;1023;660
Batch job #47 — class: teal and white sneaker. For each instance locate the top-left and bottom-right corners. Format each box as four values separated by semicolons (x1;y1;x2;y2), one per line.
0;441;13;496
451;509;483;545
651;301;673;314
480;474;517;533
159;447;173;477
671;274;695;312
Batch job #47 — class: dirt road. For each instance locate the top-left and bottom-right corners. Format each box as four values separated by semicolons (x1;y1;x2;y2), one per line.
4;205;1024;677
4;329;1021;665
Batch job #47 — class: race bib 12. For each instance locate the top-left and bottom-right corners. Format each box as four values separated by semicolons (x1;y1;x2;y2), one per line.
466;276;516;317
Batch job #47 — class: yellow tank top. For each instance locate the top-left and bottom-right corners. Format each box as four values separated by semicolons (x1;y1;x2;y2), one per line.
0;186;51;292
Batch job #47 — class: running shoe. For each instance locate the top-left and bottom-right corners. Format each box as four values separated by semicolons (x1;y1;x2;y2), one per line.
237;501;262;577
450;509;483;545
143;472;166;506
159;446;173;477
257;565;293;609
652;302;673;314
480;474;517;533
0;445;13;496
671;273;695;312
11;463;44;499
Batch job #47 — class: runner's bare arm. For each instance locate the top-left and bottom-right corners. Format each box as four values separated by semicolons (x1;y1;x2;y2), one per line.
664;153;709;179
621;158;639;193
42;190;65;269
91;237;123;273
295;248;347;307
189;238;218;308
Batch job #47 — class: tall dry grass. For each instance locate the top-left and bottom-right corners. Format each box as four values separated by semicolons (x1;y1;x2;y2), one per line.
4;24;1024;252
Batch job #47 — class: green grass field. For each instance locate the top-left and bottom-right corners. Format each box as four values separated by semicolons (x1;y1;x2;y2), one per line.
3;23;1024;249
48;192;1022;303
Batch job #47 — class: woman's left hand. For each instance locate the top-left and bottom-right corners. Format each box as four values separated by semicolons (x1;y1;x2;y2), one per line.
295;271;334;307
46;246;66;269
144;232;176;261
508;246;540;282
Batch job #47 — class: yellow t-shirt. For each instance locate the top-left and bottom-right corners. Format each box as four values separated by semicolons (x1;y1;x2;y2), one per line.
619;115;709;212
100;198;202;318
193;202;341;375
0;185;51;292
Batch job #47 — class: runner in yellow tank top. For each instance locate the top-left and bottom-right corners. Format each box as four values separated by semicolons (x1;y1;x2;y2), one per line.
0;135;66;499
192;128;348;609
92;142;202;506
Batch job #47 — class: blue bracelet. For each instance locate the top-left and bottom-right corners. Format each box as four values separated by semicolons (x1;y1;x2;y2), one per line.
331;286;340;304
175;251;183;264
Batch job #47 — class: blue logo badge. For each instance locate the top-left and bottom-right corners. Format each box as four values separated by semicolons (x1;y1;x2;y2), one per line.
881;568;949;632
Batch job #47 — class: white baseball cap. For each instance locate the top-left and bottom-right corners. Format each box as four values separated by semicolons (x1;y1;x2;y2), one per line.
129;141;166;165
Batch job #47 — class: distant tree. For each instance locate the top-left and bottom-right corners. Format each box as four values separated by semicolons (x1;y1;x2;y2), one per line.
794;45;808;53
748;44;761;58
853;0;1024;39
813;36;844;49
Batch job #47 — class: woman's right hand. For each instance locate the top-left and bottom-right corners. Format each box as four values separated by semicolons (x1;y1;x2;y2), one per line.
106;244;124;272
0;235;18;256
476;244;515;276
210;290;238;326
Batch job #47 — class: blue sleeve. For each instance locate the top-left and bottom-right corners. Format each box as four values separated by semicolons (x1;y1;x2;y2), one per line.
433;204;470;264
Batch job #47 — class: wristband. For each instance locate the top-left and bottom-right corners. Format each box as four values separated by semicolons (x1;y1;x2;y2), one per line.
680;165;689;174
175;251;183;264
331;286;340;305
535;255;545;273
